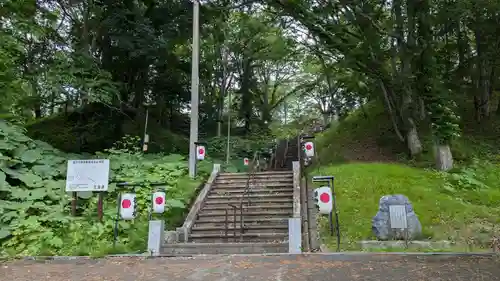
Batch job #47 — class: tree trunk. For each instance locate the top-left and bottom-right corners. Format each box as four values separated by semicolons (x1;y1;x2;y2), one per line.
419;98;426;120
490;90;499;114
416;0;455;171
380;79;423;156
31;80;42;118
434;144;453;171
474;28;492;121
379;80;405;142
360;104;368;119
322;112;330;126
406;119;422;156
240;59;254;134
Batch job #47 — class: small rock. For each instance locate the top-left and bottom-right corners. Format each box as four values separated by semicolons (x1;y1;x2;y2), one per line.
372;194;422;240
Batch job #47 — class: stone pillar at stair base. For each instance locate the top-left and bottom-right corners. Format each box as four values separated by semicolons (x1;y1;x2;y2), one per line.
291;161;303;252
289;217;302;254
300;176;310;251
307;183;320;250
292;161;301;218
148;220;165;256
175;227;188;242
288;161;302;254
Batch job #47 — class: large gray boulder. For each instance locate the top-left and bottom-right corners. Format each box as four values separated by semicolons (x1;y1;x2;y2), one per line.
372;194;422;240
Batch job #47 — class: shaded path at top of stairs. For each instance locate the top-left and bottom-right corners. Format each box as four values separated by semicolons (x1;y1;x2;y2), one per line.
273;137;299;171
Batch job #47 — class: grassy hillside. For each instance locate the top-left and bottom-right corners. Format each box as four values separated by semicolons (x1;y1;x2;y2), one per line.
318;103;499;163
313;102;500;251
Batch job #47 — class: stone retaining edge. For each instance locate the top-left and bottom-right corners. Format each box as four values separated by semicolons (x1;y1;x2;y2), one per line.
5;251;497;262
175;164;221;242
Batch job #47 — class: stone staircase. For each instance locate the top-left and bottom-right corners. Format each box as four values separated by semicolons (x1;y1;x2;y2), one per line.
162;170;296;255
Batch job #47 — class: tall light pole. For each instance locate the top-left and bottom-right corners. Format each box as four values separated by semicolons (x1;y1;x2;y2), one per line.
225;70;231;165
188;0;200;178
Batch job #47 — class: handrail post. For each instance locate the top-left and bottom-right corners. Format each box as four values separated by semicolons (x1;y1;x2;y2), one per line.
233;207;237;241
240;204;244;241
224;209;229;242
223;151;261;243
236;151;259;242
228;204;238;242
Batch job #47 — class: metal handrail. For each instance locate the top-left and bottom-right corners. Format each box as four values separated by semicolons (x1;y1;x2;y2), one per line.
226;204;238;241
224;151;260;242
238;151;259;240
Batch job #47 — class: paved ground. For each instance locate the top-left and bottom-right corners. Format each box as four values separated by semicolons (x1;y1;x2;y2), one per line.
1;254;499;281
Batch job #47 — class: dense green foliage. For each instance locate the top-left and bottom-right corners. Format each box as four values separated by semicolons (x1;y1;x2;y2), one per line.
26;103;190;154
0;122;202;257
265;0;500;170
3;0;499;169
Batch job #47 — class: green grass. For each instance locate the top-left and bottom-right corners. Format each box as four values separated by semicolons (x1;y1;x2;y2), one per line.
314;163;500;251
313;102;500;252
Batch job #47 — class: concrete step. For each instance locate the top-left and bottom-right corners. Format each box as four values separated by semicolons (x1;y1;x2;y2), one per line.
213;184;292;190
220;171;293;177
195;217;289;224
217;174;292;180
161;242;288;255
210;187;293;194
189;232;287;243
191;226;288;235
214;180;293;186
207;193;292;200
202;203;293;210
197;209;292;217
191;221;288;232
200;206;293;217
214;179;293;185
204;198;292;205
210;188;293;195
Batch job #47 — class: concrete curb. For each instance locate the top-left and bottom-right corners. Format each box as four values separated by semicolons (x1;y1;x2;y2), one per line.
4;251;497;262
152;252;500;258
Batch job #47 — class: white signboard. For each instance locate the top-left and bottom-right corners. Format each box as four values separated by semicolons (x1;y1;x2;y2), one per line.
65;159;110;192
389;205;408;229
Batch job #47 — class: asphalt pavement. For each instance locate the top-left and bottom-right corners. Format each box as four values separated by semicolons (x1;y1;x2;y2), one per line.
1;253;499;281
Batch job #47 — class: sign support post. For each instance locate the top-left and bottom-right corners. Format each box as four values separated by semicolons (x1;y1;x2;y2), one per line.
71;192;77;216
113;193;121;247
98;192;104;221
